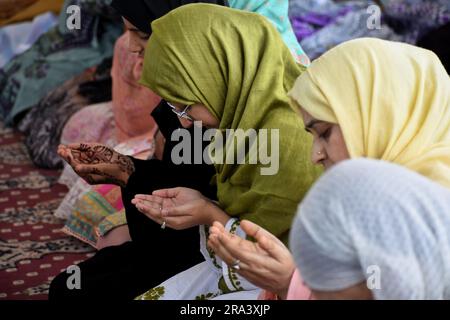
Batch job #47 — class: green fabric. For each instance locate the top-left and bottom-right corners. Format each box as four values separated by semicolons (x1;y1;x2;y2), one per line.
140;4;322;238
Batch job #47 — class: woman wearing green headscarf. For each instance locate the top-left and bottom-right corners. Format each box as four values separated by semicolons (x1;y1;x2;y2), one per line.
131;4;321;300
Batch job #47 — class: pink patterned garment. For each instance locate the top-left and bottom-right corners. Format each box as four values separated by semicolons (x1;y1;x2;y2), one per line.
286;269;313;300
61;101;115;146
61;31;160;146
57;32;159;242
258;269;312;300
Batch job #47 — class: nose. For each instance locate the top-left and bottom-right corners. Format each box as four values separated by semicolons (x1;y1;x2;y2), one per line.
311;145;326;165
179;118;193;128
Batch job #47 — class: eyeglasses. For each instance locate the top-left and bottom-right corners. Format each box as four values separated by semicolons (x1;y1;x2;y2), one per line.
166;101;194;122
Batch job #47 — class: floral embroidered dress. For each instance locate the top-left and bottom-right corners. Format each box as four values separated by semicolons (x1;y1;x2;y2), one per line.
136;220;261;300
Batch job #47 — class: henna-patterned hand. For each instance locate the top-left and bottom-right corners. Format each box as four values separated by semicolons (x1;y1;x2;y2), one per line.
57;143;135;187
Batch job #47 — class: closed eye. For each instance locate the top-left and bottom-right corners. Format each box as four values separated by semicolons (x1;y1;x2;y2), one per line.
319;127;332;141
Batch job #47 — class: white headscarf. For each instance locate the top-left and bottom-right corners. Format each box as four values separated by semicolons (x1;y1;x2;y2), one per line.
290;158;450;299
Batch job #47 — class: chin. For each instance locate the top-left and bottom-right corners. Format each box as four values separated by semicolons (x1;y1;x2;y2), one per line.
322;162;334;171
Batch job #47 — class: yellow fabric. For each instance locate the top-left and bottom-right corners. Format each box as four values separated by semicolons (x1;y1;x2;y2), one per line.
0;0;64;26
289;38;450;188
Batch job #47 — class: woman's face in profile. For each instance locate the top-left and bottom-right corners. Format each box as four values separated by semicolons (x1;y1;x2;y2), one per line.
123;18;149;57
300;108;350;170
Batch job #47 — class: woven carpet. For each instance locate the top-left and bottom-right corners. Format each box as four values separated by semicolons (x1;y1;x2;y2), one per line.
0;123;95;300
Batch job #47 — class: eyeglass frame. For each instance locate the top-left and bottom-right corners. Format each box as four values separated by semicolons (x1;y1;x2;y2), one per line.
166;101;194;122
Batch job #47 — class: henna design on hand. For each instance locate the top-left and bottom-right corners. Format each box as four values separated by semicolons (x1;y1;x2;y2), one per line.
71;144;136;186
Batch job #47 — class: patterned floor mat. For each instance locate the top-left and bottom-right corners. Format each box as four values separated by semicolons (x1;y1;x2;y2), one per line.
0;123;95;300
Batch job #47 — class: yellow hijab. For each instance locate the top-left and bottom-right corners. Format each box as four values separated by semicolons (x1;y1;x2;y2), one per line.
140;4;321;239
289;38;450;188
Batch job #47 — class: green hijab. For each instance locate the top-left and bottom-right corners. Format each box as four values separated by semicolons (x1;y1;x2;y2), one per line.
140;3;321;239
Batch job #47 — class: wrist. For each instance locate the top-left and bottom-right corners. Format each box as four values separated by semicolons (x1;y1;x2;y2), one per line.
118;171;131;188
120;156;135;186
277;287;289;301
276;267;296;300
205;200;229;226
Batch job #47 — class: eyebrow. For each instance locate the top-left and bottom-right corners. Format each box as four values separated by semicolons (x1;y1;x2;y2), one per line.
128;28;149;36
305;119;323;131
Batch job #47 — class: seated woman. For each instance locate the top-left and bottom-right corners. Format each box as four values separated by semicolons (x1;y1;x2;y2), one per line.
208;38;450;299
292;158;450;300
49;0;227;300
131;4;321;299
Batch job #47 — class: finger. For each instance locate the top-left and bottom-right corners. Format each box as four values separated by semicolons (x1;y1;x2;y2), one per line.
209;225;226;237
65;149;76;167
58;144;68;151
57;149;70;162
152;188;181;198
137;203;184;229
57;145;71;162
136;200;163;212
239;221;288;261
212;221;226;231
135;202;163;222
240;220;283;245
207;236;253;275
134;198;163;211
66;143;84;151
134;194;164;204
207;233;224;252
240;220;271;239
66;142;97;150
210;237;236;266
257;234;290;262
217;232;270;262
74;163;117;175
207;234;219;250
226;260;252;275
57;145;67;155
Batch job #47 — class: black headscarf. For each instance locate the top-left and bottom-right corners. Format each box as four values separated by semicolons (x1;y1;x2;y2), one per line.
417;23;450;74
111;0;228;34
